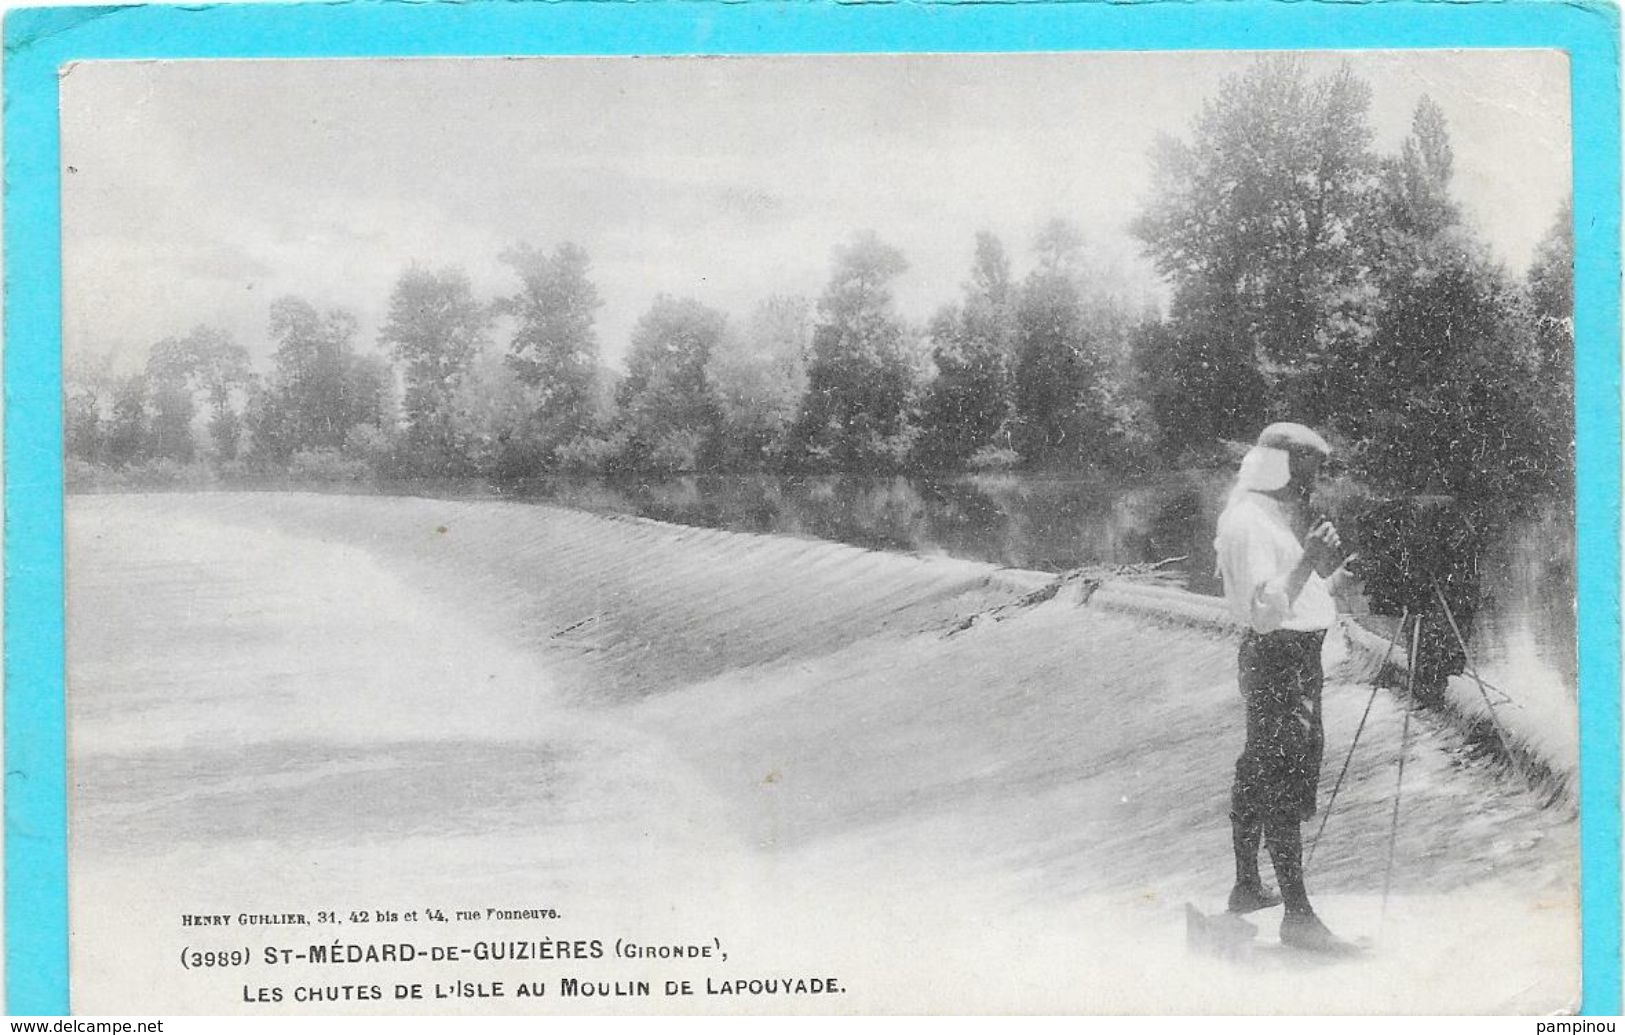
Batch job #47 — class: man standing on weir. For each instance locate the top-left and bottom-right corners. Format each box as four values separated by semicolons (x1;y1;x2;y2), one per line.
1215;421;1357;953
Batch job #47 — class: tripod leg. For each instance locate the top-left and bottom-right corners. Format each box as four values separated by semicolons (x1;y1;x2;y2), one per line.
1307;607;1409;868
1380;613;1420;937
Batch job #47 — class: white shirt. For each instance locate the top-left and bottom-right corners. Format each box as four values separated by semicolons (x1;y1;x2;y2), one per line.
1214;492;1337;633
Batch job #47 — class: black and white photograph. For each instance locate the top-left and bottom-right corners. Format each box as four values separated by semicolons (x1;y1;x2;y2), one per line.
60;50;1579;1013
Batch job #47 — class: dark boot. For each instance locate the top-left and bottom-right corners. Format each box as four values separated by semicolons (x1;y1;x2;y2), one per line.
1263;817;1311;916
1227;811;1282;914
1279;910;1359;955
1227;882;1283;914
1264;818;1356;953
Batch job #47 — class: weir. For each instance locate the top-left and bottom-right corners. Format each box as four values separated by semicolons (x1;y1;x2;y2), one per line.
68;492;1576;902
63;491;1581;1015
80;491;1575;801
1084;577;1576;803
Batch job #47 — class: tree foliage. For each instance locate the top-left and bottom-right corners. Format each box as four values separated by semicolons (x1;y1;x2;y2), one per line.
192;328;254;461
915;232;1016;469
106;373;149;468
1526;198;1575;424
448;351;549;481
63;59;1573;506
64;351;115;466
379;265;490;473
791;232;919;470
135;326;254;463
1011;220;1123;466
145;336;201;462
1522;198;1577;494
498;242;603;462
1131;311;1267;458
616;295;727;471
1130;59;1570;504
1379;96;1459;240
248;297;386;462
1336;101;1564;501
1133;57;1377;426
707;296;812;469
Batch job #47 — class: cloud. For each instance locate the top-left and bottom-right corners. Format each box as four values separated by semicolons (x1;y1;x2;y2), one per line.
59;51;1570;372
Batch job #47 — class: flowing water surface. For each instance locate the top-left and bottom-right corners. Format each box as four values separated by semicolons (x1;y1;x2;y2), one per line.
472;471;1578;700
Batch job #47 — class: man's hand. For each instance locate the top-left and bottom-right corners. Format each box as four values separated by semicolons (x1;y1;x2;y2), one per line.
1329;551;1360;582
1303;521;1344;577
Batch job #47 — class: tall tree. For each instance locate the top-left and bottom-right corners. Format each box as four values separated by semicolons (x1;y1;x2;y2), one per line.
1522;198;1576;494
346;354;395;435
707;295;812;469
1132;57;1378;426
106;373;149;467
172;325;255;462
1011;220;1120;466
791;231;917;470
64;351;116;466
250;297;380;461
616;295;727;471
915;232;1016;468
1130;309;1268;458
141;326;251;462
1527;197;1575;401
379;265;490;472
498;242;603;465
1344;101;1558;500
145;335;200;462
1379;96;1459;240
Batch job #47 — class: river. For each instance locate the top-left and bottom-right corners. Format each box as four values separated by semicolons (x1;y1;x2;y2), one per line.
65;490;1580;1012
471;470;1578;702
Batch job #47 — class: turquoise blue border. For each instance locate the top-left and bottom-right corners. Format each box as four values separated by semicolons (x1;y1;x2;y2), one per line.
4;0;1618;1016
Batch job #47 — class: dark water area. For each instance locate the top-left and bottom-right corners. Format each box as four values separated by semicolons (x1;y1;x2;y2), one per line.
468;470;1576;698
95;465;1567;699
500;470;1229;582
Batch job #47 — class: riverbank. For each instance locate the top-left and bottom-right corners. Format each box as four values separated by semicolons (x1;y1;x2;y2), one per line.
65;492;1578;1013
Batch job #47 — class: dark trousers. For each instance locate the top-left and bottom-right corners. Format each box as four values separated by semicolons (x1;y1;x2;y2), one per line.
1231;629;1327;825
1229;629;1326;911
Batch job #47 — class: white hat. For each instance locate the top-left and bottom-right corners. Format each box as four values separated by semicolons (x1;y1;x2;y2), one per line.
1256;422;1331;455
1235;422;1330;493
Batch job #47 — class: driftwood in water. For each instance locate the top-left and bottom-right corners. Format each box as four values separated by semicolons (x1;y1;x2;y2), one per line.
949;555;1189;634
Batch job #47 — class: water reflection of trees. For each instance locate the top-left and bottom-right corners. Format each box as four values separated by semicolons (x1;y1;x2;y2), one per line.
1470;501;1577;691
538;471;1236;579
497;473;1576;696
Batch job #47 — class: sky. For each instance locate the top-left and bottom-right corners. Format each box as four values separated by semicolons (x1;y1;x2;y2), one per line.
59;50;1572;373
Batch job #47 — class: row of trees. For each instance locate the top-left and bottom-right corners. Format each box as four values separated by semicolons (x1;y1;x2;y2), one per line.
67;300;392;476
1133;61;1573;500
66;58;1574;505
67;220;1151;482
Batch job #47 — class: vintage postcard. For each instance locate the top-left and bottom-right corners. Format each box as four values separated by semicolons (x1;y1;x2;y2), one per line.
6;0;1619;1017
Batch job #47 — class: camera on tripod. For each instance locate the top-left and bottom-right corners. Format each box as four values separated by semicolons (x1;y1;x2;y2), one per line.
1340;494;1484;698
